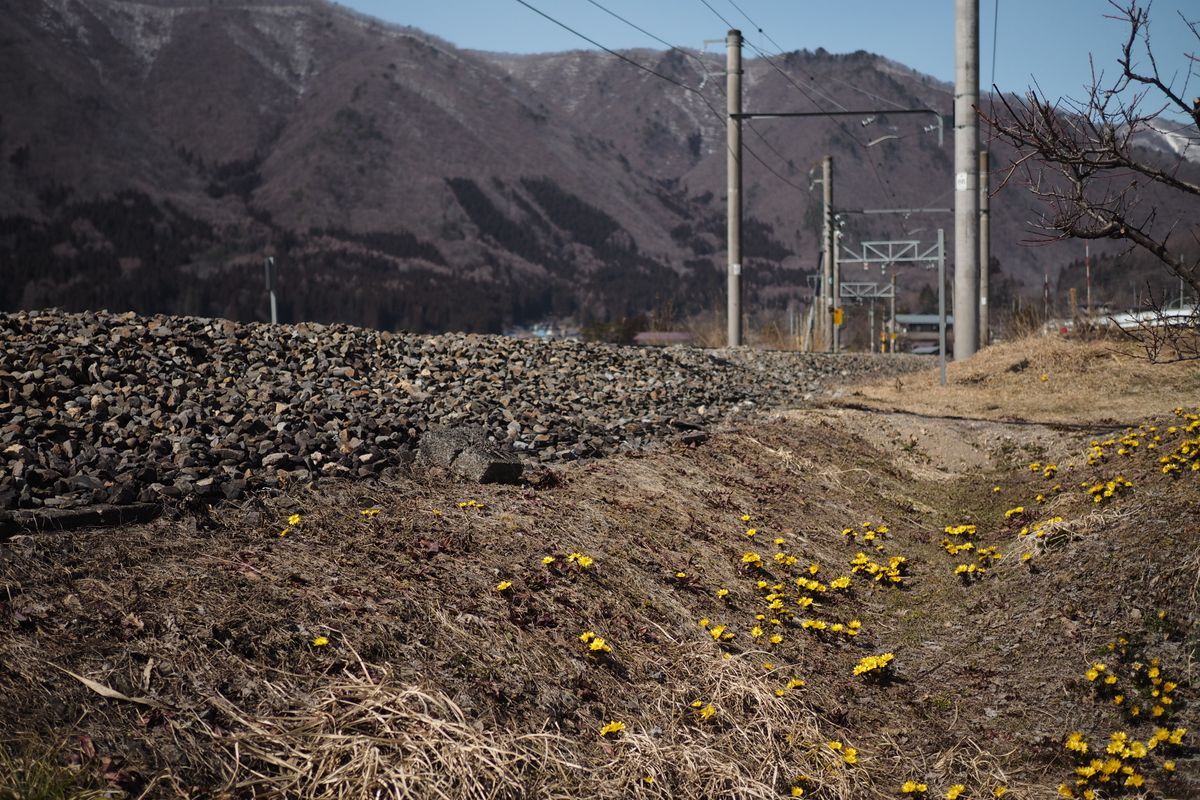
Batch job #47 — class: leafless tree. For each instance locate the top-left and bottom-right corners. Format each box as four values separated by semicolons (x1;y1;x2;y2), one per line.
982;1;1200;300
1113;289;1200;362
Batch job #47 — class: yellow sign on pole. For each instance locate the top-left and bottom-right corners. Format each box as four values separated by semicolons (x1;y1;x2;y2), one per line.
833;307;844;326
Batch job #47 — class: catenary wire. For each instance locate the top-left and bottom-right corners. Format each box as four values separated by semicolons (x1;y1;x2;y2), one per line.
512;0;808;192
581;0;801;178
704;0;902;205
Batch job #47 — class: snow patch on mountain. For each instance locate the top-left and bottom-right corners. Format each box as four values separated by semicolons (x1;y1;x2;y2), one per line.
1137;121;1200;164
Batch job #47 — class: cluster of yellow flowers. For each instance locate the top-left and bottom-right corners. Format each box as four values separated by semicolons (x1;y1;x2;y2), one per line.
1017;516;1065;539
1084;475;1133;504
852;652;894;678
1088;410;1200;470
1091;640;1181;721
797;618;862;638
841;522;890;543
457;499;485;510
939;523;1000;580
742;551;764;568
1058;727;1186;797
850;552;907;584
359;507;380;518
566;551;595;569
1029;461;1058;478
689;699;718;721
579;630;612;654
1157;408;1200;474
900;779;928;793
1059;633;1189;797
1003;506;1025;519
827;740;859;765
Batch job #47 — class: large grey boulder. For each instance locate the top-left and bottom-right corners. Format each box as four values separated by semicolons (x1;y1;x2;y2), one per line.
418;426;523;484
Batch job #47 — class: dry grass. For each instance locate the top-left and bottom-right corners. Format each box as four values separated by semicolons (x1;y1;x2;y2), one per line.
1;333;1197;799
219;680;581;800
846;333;1200;424
214;642;841;800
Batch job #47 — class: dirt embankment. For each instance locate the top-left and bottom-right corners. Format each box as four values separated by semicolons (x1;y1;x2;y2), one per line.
0;334;1197;799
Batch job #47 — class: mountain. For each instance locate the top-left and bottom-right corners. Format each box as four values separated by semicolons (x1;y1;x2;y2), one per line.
0;0;1191;334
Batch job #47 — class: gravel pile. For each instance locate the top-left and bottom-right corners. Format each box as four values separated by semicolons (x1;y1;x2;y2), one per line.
0;309;929;510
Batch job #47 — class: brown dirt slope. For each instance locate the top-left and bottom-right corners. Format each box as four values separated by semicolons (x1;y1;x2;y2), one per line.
0;335;1198;799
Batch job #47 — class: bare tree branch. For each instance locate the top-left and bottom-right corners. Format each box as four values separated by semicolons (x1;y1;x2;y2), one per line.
981;1;1200;299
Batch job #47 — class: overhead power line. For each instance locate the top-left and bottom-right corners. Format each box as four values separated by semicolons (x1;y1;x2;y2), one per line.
512;0;807;192
698;0;904;206
513;0;693;92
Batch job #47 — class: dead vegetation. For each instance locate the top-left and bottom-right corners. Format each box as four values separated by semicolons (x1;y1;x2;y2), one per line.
0;335;1197;799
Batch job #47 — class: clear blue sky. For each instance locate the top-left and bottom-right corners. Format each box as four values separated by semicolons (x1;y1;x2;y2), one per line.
340;0;1197;112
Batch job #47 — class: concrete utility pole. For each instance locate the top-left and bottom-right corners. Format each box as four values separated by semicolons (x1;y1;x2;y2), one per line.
978;148;990;347
889;273;896;353
832;228;842;353
1085;242;1092;318
822;155;834;352
726;29;743;347
264;256;278;324
938;228;947;385
953;0;980;360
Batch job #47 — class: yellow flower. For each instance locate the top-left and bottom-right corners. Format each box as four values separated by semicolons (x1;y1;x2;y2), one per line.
791;788;804;797
769;634;784;645
542;556;556;564
947;785;966;800
828;740;843;750
360;508;380;517
576;555;594;569
745;528;758;537
675;571;688;579
843;747;858;765
698;704;717;720
288;513;302;525
311;636;329;647
598;720;625;737
1065;731;1088;754
1163;760;1176;772
495;580;512;591
741;514;751;522
992;789;1006;798
589;637;611;652
901;780;928;793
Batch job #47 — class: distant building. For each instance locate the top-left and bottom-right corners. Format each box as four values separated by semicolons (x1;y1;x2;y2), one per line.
895;313;953;354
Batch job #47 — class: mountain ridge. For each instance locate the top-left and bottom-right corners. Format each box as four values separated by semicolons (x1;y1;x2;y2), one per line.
1;0;1191;335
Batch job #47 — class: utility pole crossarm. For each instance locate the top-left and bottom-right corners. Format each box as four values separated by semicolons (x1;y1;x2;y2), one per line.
731;109;946;145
